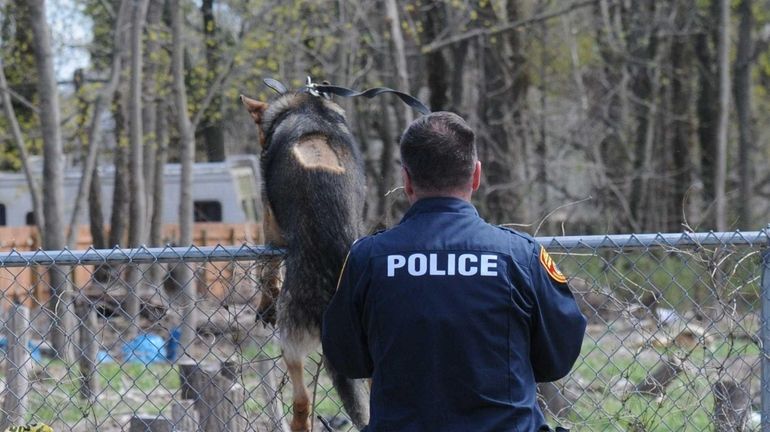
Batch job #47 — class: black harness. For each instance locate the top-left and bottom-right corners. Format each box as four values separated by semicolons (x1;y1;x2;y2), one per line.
264;77;431;116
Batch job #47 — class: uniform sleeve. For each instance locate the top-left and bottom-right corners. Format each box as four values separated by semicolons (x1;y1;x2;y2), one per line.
321;240;373;379
527;244;587;382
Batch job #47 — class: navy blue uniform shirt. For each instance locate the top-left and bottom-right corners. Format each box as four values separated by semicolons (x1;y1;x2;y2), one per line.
322;197;587;432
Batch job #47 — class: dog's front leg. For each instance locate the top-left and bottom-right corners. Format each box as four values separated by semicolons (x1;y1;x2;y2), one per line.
258;201;285;325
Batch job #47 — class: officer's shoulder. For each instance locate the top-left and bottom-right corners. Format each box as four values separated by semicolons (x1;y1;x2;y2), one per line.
492;225;540;260
348;229;386;255
494;225;537;244
356;227;388;244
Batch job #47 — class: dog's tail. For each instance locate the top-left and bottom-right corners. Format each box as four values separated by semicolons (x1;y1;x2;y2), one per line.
324;356;370;430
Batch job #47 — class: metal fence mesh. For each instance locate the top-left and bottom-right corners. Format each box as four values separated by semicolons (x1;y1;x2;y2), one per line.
0;230;766;431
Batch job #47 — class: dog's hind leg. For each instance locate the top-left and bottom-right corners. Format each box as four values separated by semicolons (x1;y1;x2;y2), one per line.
258;201;285;325
286;357;311;432
324;356;370;430
281;329;317;432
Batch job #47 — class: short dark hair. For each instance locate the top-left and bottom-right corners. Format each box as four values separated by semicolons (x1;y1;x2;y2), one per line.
399;111;477;192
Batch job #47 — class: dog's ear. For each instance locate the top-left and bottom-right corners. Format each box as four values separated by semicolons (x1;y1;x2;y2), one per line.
241;95;269;147
240;95;268;124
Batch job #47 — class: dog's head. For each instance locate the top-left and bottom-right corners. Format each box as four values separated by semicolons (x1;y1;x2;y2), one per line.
240;80;349;150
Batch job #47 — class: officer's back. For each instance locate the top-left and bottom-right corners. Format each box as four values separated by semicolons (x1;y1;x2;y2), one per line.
322;112;586;432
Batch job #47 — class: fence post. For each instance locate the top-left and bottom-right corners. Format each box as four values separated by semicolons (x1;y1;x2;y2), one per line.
762;224;770;431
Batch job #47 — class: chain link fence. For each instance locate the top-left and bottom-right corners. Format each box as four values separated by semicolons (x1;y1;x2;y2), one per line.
0;230;767;431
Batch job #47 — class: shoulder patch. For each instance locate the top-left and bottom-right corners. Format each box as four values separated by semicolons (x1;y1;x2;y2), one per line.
539;246;567;284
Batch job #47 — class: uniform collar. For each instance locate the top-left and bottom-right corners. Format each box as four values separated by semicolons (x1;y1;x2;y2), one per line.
400;197;480;222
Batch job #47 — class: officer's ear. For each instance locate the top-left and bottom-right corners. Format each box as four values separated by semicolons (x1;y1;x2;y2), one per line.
402;166;417;202
471;161;482;192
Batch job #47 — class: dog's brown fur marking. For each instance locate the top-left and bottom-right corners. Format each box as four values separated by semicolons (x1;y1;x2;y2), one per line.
257;201;285;325
291;134;345;173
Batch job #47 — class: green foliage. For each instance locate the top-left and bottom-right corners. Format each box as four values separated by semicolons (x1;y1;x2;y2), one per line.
79;0;122;71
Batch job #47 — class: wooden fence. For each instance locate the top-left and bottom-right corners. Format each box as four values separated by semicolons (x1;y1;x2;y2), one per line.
0;223;262;307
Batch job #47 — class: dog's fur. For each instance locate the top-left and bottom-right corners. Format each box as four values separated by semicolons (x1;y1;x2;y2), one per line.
241;90;369;431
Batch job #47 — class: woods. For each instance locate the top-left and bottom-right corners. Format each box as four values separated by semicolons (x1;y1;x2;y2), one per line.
0;0;769;240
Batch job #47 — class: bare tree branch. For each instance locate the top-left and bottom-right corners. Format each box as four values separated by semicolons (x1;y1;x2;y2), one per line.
421;0;600;54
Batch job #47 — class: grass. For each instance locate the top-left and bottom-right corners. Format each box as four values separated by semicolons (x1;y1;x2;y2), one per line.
566;335;760;431
11;326;761;431
552;244;763;431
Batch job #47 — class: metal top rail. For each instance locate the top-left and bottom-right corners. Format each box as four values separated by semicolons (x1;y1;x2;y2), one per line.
0;244;284;267
536;229;769;250
0;230;767;267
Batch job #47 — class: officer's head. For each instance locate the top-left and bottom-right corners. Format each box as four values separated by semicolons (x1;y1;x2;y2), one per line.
399;111;481;203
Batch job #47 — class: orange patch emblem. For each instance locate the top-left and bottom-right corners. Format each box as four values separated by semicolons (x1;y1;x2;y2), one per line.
539;246;567;284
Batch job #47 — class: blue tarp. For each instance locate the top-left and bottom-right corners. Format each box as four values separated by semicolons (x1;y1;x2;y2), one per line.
97;350;114;364
165;327;181;362
121;333;167;364
0;338;42;362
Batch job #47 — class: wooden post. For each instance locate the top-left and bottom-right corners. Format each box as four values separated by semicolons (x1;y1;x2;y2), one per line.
713;379;750;431
256;348;290;432
0;303;31;431
171;399;199;432
76;298;98;400
129;415;173;432
221;359;242;381
634;355;683;397
224;383;247;432
191;364;227;431
178;356;199;400
176;361;248;432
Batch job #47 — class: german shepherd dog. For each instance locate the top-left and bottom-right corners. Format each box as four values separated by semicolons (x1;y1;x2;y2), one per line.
241;86;369;431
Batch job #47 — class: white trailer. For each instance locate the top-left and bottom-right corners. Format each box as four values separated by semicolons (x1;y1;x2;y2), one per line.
0;155;261;227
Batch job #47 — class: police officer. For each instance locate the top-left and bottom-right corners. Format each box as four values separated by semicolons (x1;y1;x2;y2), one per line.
322;112;586;432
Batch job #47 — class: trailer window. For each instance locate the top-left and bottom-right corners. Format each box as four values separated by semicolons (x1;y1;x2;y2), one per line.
0;204;5;226
194;201;222;222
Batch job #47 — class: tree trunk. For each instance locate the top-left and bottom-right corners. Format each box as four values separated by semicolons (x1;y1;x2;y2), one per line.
593;0;634;232
147;99;169;290
66;0;131;248
125;0;151;341
696;2;719;227
476;0;529;225
28;0;75;363
143;0;165;221
669;14;694;232
714;0;730;231
375;96;396;225
449;40;469;112
627;3;659;232
150;99;169;247
733;0;753;228
89;161;110;283
422;1;448;111
171;0;198;353
110;93;129;248
89;163;106;250
200;0;226;162
536;18;548;224
128;0;150;247
384;0;413;126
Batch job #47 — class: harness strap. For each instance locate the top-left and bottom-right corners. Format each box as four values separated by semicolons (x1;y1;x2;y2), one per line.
311;84;431;115
262;77;432;116
264;78;288;94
